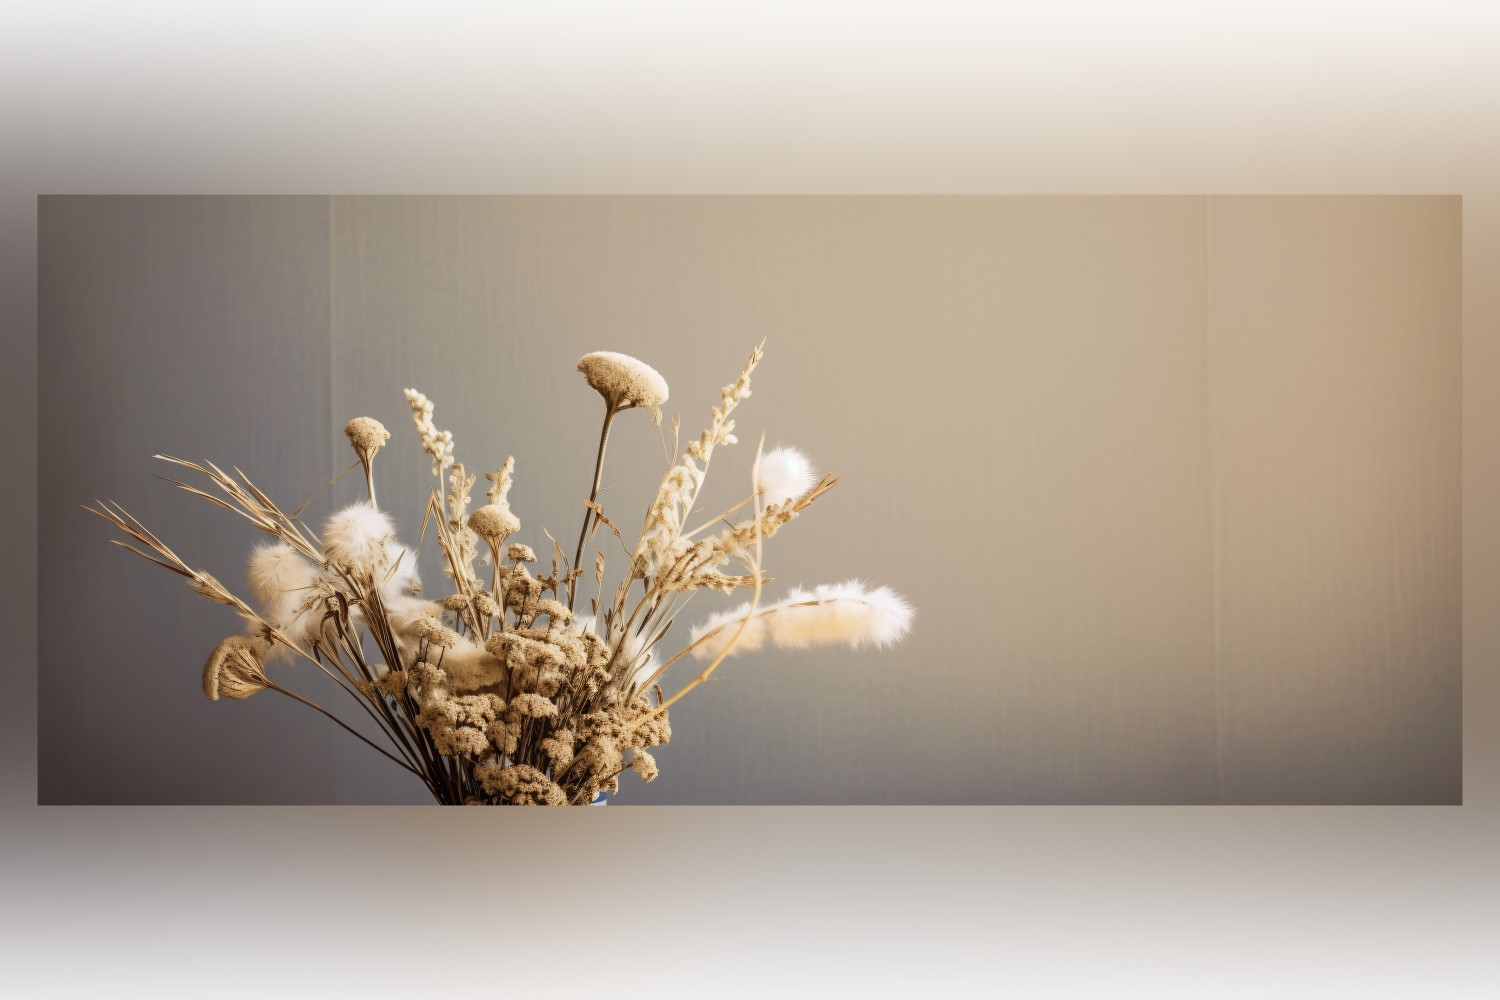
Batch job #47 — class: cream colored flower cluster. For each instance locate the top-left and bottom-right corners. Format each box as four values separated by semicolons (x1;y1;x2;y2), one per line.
97;346;912;805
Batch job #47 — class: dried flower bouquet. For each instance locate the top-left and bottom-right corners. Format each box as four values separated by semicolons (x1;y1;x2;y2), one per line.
93;346;912;804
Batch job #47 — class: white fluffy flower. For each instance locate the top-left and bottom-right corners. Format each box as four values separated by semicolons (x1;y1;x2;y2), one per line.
322;502;420;598
688;580;913;661
756;446;816;506
247;541;318;627
323;503;395;573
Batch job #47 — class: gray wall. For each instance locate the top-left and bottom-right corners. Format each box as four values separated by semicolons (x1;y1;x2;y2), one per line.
38;196;1461;804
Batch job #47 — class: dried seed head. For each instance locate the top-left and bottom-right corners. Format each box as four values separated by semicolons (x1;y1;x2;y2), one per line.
376;668;410;698
409;660;447;689
468;503;520;542
507;692;559;720
532;599;572;624
485;456;515;507
432;724;489;757
202;634;269;701
494;764;567;806
473;754;509;793
403;388;455;475
629;750;659;783
485;719;521;755
576;351;670;424
507;543;537;564
427;625;462;648
343;417;390;460
189;571;238;606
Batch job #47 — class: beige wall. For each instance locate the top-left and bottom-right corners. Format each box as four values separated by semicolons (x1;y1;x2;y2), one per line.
40;196;1460;803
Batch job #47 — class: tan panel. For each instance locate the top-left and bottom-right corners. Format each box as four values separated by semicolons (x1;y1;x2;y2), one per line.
1210;197;1461;803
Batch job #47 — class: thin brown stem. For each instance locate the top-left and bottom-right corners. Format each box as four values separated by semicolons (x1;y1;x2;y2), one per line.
569;404;617;610
362;458;377;507
264;680;423;778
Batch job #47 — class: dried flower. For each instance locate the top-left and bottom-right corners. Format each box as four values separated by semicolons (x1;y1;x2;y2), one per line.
756;446;816;506
427;625;462;648
688;580;914;661
485;456;515;506
376;669;410;698
410;663;447;692
494;764;567;806
404;387;455;475
629;750;659;783
100;341;913;806
468;503;520;543
323;503;393;574
344;416;390;458
507;692;559;720
634;344;762;577
576;351;669;424
541;730;576;771
202;634;269;701
247;541;319;626
444;463;481;586
473;754;509;793
188;570;237;606
432;724;490;757
532;599;572;624
472;591;498;618
344;416;391;506
434;637;502;693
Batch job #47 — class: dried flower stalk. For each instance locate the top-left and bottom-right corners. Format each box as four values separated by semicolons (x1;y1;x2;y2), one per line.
94;345;912;804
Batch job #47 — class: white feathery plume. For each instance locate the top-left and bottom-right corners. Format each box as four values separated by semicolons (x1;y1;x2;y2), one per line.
756;446;817;507
321;502;419;599
687;605;772;659
630;650;659;689
323;503;394;573
247;541;318;626
614;623;652;680
246;542;325;662
382;545;420;601
688;579;913;661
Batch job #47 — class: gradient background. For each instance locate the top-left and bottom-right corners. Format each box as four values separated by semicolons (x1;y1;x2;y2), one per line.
6;3;1499;996
38;195;1461;805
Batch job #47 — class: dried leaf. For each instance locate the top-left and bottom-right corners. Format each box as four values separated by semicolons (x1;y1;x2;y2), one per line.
581;498;624;545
